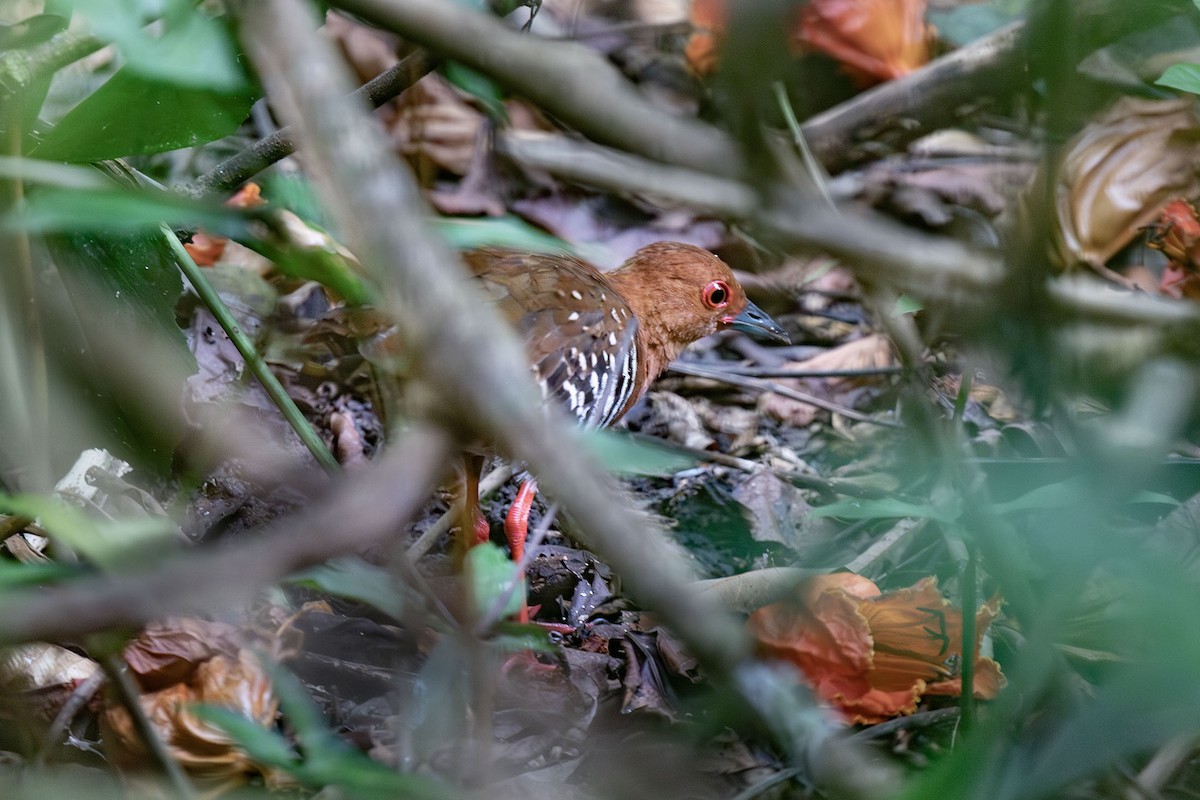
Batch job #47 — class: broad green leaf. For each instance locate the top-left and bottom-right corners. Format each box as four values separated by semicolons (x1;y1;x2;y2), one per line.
34;66;257;161
441;61;506;121
809;496;961;523
190;706;298;768
0;493;176;570
991;478;1181;515
13;185;241;234
579;429;697;477
0;560;81;590
1157;63;1200;94
466;541;524;619
435;215;569;253
288;557;404;619
66;0;248;91
891;294;923;316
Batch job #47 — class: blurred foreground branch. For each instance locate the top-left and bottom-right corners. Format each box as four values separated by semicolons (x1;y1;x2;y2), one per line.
233;0;894;794
0;425;454;645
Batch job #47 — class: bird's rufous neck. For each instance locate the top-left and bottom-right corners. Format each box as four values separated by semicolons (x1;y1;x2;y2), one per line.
605;260;692;390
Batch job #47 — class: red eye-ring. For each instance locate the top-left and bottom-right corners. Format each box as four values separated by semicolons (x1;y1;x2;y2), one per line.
702;280;731;309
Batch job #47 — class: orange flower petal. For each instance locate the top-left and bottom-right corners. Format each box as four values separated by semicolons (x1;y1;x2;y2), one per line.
798;0;931;86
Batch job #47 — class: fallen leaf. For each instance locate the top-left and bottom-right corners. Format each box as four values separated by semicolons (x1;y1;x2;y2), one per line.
1051;97;1200;271
748;573;1004;724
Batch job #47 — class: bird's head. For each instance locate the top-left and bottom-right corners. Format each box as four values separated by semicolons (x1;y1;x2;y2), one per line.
608;242;790;355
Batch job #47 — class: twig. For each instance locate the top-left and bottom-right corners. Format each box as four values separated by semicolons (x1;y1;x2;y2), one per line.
163;224;340;474
851;706;961;740
668;361;900;428
187;50;436;197
801;22;1025;174
406;463;513;562
98;652;198;800
35;669;106;767
715;365;904;379
0;30;104;102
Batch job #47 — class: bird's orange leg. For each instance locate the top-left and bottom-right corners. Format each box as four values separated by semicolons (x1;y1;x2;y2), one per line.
456;455;490;569
504;478;538;564
503;478;540;624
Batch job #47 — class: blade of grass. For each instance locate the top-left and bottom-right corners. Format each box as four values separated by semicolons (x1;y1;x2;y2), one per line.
161;223;340;474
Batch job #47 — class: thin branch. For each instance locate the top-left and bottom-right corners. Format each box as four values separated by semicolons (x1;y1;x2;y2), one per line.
668;361;901;427
187;50;436;197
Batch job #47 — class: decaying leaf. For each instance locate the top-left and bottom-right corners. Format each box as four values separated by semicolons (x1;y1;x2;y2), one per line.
759;334;895;427
1149;198;1200;300
747;573;1004;724
1052;97;1200;271
685;0;932;84
103;621;280;783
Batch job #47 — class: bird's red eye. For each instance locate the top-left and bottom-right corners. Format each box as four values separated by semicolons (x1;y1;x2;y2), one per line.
703;280;730;309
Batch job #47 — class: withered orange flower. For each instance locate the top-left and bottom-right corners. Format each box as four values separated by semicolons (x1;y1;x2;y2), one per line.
748;573;1004;724
798;0;932;86
685;0;932;84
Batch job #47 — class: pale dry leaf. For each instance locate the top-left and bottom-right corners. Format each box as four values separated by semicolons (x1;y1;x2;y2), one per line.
760;334;895;426
1052;97;1200;269
392;73;484;177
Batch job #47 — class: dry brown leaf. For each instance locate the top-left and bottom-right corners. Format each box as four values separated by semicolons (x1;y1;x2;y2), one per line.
759;334;895;427
686;0;931;84
392;73;484;177
0;643;99;694
1052;97;1200;270
123;618;242;691
103;649;280;781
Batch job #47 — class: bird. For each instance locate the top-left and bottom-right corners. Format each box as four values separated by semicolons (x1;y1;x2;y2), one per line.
456;242;789;615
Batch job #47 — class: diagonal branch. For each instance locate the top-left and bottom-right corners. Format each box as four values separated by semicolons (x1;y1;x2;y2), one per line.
325;0;742;177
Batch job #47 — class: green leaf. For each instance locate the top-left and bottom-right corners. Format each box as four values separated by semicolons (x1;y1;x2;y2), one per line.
810;496;961;522
249;211;374;305
1156;63;1200;94
67;0;249;91
891;293;923;317
287;558;404;619
992;478;1182;515
190;705;298;768
579;429;697;477
435;215;569;253
0;560;82;590
0;493;176;570
34;66;257;161
209;660;452;800
13;185;242;234
440;61;506;121
466;541;525;619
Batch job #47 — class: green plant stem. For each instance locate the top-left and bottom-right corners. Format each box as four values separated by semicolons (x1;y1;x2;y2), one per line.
959;539;977;732
161;224;340;474
772;81;834;209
